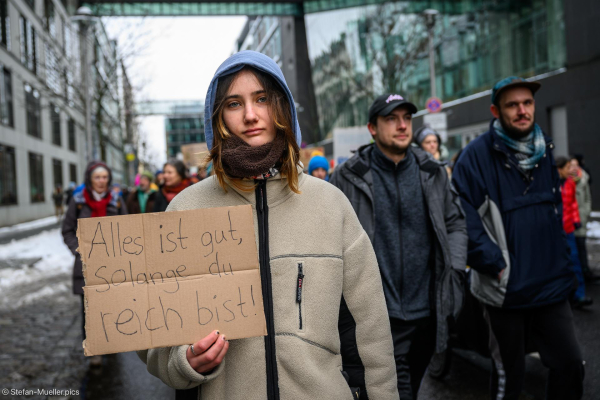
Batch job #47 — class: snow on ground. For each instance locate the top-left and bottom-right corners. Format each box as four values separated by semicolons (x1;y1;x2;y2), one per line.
588;221;600;239
0;228;74;308
0;216;58;234
591;211;600;219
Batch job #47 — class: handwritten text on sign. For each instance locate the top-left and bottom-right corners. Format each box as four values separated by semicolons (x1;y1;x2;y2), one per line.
77;205;267;356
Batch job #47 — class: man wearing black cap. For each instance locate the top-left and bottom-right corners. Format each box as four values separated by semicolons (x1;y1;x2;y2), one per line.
331;94;467;400
452;77;585;399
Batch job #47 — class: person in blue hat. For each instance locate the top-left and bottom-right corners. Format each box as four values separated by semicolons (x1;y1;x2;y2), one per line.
308;154;330;181
452;77;584;399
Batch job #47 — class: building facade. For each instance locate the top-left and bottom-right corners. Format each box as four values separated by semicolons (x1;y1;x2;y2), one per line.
0;0;129;227
165;103;205;159
306;0;600;207
236;14;320;145
0;0;87;226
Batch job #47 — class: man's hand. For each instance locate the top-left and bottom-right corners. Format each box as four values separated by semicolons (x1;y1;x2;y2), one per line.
498;268;505;282
186;330;229;374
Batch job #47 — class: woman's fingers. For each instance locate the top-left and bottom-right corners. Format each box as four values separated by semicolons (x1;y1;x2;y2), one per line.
193;334;227;371
186;330;220;365
195;335;229;374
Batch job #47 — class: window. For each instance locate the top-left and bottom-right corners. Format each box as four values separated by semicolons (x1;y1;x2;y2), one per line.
25;0;34;9
29;152;44;203
69;162;77;184
52;158;63;189
68;117;75;151
19;16;37;74
24;83;41;138
45;44;60;93
45;0;56;38
0;0;10;50
51;104;61;146
0;144;17;205
0;65;13;126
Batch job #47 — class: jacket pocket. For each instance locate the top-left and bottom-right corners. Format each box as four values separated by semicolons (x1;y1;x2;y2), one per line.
296;262;305;331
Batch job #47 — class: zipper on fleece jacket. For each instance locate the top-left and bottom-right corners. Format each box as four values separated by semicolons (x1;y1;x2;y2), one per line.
296;262;304;330
394;165;406;320
255;179;280;400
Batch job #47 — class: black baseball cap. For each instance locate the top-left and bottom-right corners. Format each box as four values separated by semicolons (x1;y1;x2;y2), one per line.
368;94;418;122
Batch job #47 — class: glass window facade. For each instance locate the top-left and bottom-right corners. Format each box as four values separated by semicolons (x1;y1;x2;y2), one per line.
0;0;10;50
165;116;205;157
53;158;63;189
0;143;16;206
68;118;76;151
51;104;61;146
29;152;45;203
69;163;77;185
24;83;41;138
20;16;37;74
0;65;13;127
306;0;567;138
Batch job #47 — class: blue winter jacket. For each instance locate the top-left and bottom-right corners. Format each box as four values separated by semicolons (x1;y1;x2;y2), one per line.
452;119;574;309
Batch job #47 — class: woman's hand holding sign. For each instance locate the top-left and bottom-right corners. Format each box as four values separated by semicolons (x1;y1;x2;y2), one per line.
187;330;229;374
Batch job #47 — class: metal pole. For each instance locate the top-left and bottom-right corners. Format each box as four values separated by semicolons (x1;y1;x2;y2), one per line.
79;22;93;162
428;25;436;99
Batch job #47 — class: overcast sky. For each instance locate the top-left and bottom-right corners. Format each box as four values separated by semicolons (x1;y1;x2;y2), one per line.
104;16;247;168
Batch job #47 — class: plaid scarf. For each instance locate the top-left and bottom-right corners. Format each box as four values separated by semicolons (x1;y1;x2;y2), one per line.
493;119;545;171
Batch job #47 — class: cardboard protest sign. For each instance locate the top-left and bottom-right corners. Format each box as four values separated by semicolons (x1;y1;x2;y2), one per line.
77;205;267;356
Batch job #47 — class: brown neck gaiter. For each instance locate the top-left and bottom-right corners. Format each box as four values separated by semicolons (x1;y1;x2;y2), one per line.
221;133;286;179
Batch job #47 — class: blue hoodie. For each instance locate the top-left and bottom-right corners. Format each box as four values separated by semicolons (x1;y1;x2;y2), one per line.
204;50;302;150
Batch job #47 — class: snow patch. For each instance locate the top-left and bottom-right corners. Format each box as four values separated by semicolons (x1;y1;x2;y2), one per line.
12;283;70;309
591;211;600;219
0;216;58;234
587;221;600;239
0;229;74;289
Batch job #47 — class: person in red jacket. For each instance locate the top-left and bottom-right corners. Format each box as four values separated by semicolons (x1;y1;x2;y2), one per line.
556;156;591;308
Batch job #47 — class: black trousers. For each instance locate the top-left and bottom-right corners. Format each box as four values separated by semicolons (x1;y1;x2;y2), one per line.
390;316;436;400
575;236;590;275
484;301;584;400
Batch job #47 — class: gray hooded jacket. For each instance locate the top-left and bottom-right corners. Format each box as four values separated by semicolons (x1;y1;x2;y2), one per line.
330;144;468;353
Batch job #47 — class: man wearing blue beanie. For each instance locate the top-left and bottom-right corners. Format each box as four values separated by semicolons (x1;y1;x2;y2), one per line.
308;155;329;181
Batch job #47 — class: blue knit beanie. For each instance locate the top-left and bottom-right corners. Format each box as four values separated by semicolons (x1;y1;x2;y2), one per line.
308;155;329;176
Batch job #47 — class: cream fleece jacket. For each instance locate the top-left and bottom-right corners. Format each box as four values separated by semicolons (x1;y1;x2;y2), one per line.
137;170;398;400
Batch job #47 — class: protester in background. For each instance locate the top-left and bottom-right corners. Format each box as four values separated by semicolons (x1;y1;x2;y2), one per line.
138;51;398;400
573;153;592;186
52;185;64;220
155;169;165;187
61;161;127;368
414;125;451;176
452;77;584;400
570;156;597;281
331;93;467;400
153;159;191;212
126;170;157;214
308;154;329;180
557;156;592;308
64;182;76;206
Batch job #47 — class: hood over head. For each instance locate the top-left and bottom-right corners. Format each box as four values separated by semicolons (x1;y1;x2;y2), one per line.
204;50;302;150
84;160;112;191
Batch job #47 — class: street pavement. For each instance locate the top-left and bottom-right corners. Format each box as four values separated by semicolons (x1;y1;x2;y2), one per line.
0;228;598;399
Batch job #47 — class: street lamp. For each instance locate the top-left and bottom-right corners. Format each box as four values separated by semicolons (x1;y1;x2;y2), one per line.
71;6;99;162
423;9;439;99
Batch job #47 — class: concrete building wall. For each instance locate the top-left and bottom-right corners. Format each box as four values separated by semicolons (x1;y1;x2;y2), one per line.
0;0;86;227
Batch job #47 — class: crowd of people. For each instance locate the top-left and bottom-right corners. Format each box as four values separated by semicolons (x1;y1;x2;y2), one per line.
59;50;594;400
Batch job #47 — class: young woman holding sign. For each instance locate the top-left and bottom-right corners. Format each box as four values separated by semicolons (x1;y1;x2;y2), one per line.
137;51;398;400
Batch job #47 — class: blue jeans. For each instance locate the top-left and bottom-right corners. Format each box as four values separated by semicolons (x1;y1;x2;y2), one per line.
566;233;586;299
